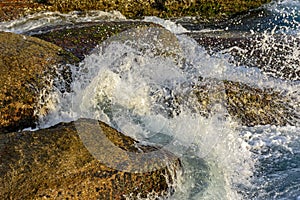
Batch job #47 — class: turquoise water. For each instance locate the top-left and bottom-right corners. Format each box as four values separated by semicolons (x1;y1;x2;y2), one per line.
0;1;299;199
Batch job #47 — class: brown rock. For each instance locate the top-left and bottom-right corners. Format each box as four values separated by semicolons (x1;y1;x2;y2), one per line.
0;0;50;22
31;21;162;61
179;79;299;126
0;118;181;200
0;0;271;22
0;31;78;133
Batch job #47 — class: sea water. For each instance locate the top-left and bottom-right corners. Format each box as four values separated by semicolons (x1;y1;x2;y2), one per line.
1;0;300;199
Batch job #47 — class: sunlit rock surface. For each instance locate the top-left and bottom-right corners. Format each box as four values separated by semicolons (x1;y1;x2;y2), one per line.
0;118;181;200
179;79;299;127
0;31;78;133
0;0;271;21
224;80;298;126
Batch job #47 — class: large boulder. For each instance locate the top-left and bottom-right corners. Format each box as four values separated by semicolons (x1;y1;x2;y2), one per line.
0;118;182;199
0;31;78;133
31;21;161;61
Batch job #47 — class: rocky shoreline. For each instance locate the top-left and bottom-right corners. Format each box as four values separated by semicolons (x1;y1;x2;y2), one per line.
1;0;271;22
1;1;299;199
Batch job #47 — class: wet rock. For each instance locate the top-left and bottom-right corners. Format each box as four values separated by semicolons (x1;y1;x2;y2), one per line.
0;31;78;133
0;118;181;200
41;0;272;20
224;80;299;126
31;21;161;61
0;0;271;22
179;78;299;126
99;25;184;63
188;31;300;81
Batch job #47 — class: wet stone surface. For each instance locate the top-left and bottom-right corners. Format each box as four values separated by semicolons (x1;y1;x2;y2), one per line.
0;118;182;200
0;31;78;133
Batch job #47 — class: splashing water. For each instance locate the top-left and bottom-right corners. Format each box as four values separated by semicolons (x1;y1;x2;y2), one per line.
32;20;255;200
1;1;300;199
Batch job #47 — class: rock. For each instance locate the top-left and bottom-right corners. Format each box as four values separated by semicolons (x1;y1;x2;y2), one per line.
188;31;300;81
31;21;161;61
0;31;78;133
179;79;299;126
224;80;299;126
0;118;181;200
42;0;272;20
99;25;184;63
0;0;271;22
0;0;50;22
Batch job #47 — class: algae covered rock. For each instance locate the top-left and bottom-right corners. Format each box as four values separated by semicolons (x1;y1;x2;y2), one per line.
0;118;182;200
0;31;78;133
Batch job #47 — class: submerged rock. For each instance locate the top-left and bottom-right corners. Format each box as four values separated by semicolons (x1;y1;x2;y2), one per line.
0;118;181;199
0;31;78;133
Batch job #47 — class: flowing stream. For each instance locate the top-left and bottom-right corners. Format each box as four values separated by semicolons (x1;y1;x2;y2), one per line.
1;0;300;199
